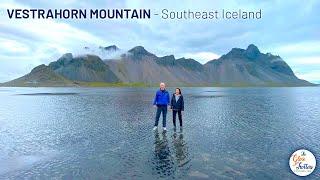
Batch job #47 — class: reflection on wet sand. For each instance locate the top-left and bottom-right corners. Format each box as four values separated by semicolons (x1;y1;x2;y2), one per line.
1;87;319;179
172;129;191;169
152;131;174;177
16;93;78;96
152;130;191;178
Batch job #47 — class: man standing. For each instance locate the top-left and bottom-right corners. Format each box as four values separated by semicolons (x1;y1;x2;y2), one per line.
153;82;170;131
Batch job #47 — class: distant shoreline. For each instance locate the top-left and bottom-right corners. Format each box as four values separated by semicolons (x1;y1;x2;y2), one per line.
0;81;317;88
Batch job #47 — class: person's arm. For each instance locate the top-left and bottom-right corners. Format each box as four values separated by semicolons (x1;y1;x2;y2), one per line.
170;94;174;109
153;92;157;105
167;92;170;105
181;96;184;111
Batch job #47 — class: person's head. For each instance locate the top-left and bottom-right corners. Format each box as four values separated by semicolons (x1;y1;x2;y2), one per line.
159;82;166;90
175;88;181;95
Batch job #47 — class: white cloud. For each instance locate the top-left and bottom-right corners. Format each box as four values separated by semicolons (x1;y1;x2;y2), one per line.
289;56;320;65
0;0;319;83
295;70;320;83
180;52;220;64
0;0;108;53
0;19;107;51
0;37;30;53
0;0;110;82
275;41;320;54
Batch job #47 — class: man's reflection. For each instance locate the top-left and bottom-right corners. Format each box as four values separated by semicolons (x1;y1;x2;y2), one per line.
152;131;174;177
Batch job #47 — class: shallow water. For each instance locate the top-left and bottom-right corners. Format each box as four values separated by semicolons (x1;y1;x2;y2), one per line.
0;87;319;179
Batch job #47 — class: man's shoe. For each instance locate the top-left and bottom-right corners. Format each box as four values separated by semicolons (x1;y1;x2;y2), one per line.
163;127;167;131
153;126;158;131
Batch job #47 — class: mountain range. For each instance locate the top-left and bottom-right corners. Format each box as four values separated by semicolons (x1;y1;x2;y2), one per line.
1;44;313;87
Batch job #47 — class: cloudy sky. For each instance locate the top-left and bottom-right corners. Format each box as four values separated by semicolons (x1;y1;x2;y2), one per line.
0;0;319;83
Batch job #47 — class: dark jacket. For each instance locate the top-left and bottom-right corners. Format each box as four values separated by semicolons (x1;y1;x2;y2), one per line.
170;94;184;111
153;89;170;106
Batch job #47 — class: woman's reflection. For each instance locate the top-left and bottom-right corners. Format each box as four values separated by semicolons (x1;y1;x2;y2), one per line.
152;129;191;178
172;129;191;169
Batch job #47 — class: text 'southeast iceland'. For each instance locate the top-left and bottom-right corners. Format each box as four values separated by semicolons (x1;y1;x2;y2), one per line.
6;9;151;19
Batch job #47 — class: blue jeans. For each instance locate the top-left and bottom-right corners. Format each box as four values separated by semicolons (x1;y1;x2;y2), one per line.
154;105;167;127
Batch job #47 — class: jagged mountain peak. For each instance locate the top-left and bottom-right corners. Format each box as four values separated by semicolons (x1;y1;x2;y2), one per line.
30;64;48;73
59;53;73;60
127;46;156;60
128;46;149;54
246;44;260;52
50;54;106;71
156;55;176;66
176;57;204;71
51;53;74;67
48;53;119;82
160;55;175;60
245;44;260;59
221;44;262;60
223;48;245;59
177;57;199;62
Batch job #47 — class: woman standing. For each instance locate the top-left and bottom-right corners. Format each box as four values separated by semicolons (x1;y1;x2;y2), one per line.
170;88;184;129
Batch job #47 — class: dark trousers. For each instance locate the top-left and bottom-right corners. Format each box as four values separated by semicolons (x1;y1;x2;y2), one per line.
173;110;182;127
155;105;167;127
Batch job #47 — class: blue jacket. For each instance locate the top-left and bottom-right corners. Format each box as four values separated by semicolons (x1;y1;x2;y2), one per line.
153;89;170;106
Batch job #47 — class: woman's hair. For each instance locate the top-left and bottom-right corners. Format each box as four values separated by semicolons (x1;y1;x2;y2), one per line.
175;88;182;95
